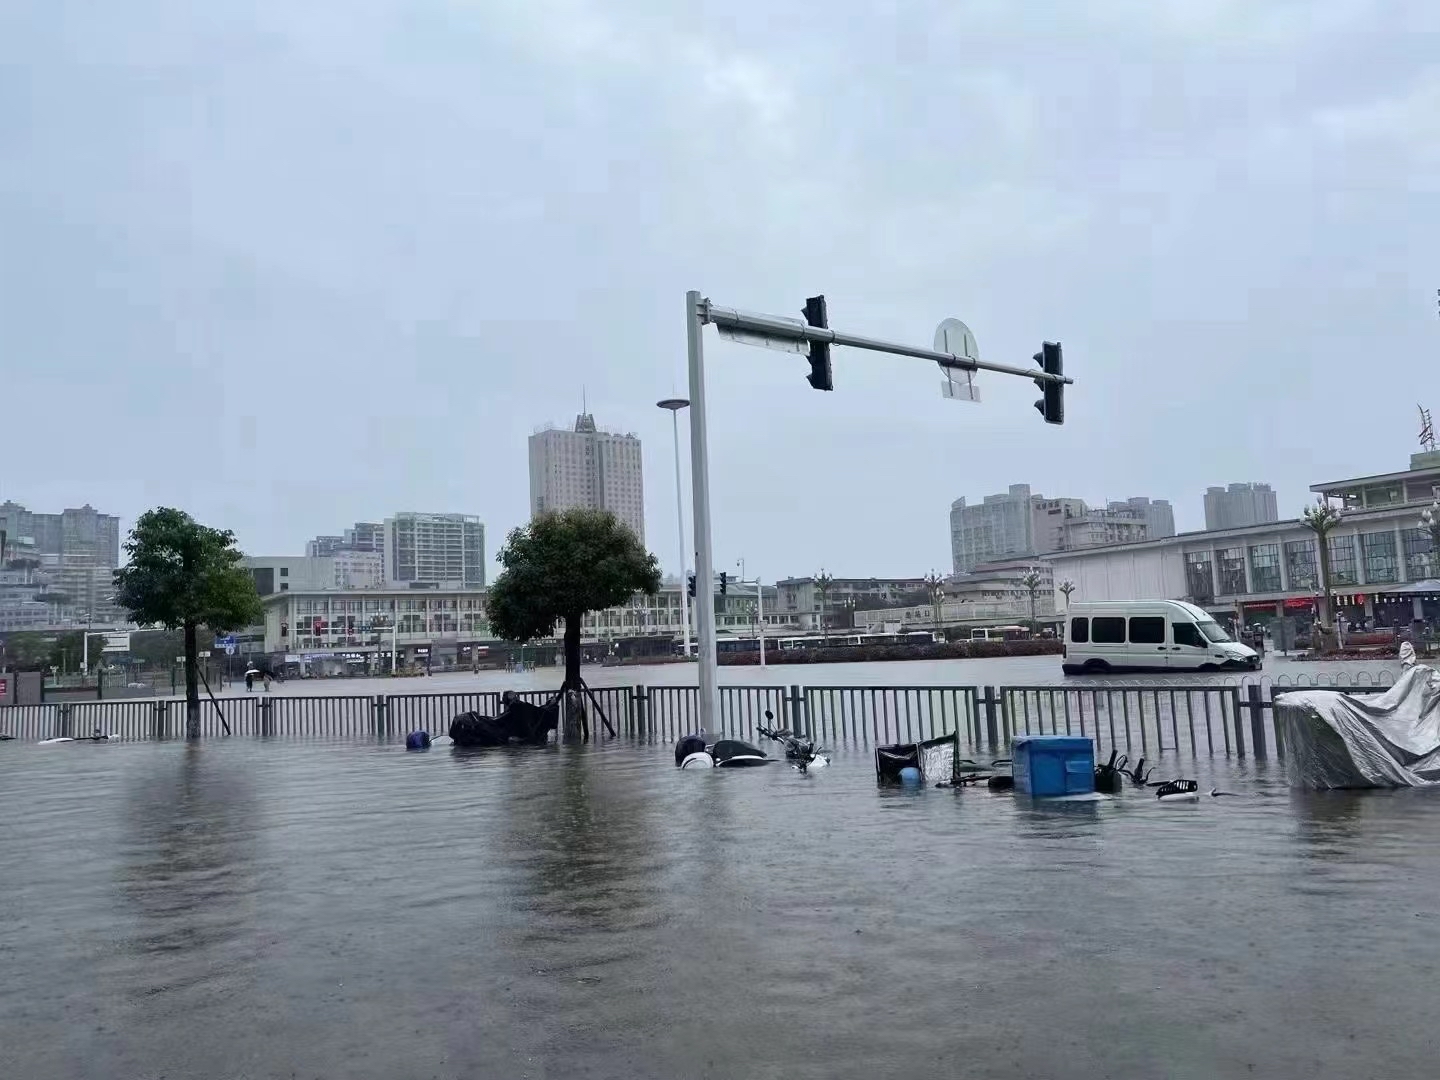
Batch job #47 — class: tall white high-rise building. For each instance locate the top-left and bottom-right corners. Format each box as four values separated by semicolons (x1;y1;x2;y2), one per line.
950;485;1036;573
528;414;646;544
383;513;485;588
1203;483;1279;531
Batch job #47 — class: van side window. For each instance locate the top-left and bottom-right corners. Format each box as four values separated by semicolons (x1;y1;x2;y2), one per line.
1129;616;1165;644
1070;617;1089;643
1172;621;1205;648
1092;617;1125;644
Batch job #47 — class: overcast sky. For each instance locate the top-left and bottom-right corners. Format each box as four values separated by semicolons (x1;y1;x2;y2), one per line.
3;0;1437;580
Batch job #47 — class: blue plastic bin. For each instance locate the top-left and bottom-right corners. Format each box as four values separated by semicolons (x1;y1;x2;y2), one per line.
1012;736;1095;797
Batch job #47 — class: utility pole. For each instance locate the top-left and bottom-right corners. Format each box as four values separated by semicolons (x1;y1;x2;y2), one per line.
682;290;1073;736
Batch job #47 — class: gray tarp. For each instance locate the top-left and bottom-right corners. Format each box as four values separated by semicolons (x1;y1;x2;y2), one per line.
1278;660;1440;789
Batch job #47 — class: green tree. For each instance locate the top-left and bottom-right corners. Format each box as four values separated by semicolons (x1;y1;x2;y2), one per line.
1019;571;1044;636
1058;580;1077;609
485;508;661;691
1302;498;1343;638
2;631;60;671
112;508;262;738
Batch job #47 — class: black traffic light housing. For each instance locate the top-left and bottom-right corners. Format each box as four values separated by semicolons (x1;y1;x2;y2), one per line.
687;574;696;599
803;295;833;391
719;572;728;595
1033;341;1064;425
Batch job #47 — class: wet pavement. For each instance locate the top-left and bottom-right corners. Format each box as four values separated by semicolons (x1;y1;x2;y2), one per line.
3;738;1439;1079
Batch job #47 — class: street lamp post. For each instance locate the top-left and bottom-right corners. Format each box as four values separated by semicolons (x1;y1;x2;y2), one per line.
657;397;693;661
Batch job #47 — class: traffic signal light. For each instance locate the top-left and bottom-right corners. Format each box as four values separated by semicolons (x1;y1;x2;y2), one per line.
1033;341;1064;425
687;574;696;599
802;295;832;391
719;572;728;595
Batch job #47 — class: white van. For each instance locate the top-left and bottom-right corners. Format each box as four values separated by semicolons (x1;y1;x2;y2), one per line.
1061;600;1260;675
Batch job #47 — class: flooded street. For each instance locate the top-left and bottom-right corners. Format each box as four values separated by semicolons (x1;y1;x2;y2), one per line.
4;738;1440;1079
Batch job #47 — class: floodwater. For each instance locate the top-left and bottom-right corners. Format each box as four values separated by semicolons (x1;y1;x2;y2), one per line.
215;653;1401;698
4;739;1440;1079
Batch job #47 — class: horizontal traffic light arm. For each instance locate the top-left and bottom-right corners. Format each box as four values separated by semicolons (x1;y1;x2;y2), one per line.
701;302;1072;386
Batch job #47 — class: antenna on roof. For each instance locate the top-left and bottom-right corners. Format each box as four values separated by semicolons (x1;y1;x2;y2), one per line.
582;385;588;415
1420;405;1435;453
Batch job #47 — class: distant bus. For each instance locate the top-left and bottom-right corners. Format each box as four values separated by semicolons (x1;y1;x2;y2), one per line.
970;625;1028;642
711;630;937;654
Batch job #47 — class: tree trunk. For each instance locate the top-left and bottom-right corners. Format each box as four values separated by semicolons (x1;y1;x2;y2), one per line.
561;616;584;742
1030;594;1037;637
563;615;582;691
1315;534;1334;649
184;620;201;739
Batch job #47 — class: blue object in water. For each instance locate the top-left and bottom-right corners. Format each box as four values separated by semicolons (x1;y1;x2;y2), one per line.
1012;736;1095;797
405;730;432;751
898;766;922;786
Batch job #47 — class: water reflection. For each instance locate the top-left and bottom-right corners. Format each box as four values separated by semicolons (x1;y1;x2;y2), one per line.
116;746;264;1003
507;747;665;934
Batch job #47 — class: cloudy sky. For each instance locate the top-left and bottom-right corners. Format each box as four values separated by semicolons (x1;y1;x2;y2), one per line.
3;0;1437;579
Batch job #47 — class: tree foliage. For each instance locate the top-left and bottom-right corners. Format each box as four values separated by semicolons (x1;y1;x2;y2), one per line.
112;508;262;634
0;629;108;673
486;509;661;646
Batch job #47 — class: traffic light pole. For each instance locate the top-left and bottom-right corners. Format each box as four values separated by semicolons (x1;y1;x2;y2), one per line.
683;291;1074;737
685;290;722;736
704;303;1073;385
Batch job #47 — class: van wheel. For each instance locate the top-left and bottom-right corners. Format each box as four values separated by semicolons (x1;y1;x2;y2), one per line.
1082;659;1110;674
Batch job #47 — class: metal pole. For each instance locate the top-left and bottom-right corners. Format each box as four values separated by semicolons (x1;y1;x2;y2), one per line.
672;409;690;658
757;577;766;668
686;290;721;735
702;303;1073;385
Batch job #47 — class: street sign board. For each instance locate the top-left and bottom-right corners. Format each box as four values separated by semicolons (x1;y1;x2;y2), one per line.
935;318;980;402
101;632;131;653
215;634;237;648
717;310;808;354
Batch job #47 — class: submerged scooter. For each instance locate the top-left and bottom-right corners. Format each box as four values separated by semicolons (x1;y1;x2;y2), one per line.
674;731;774;769
756;710;830;773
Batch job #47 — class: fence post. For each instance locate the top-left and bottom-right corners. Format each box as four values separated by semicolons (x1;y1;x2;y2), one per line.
789;685;807;738
151;700;169;740
982;686;1000;750
56;702;72;740
633;686;648;738
1231;688;1247;756
1247;684;1267;758
1269;688;1286;759
373;695;389;738
258;696;275;737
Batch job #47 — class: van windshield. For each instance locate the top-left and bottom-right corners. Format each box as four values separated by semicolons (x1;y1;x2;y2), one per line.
1198;620;1232;644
